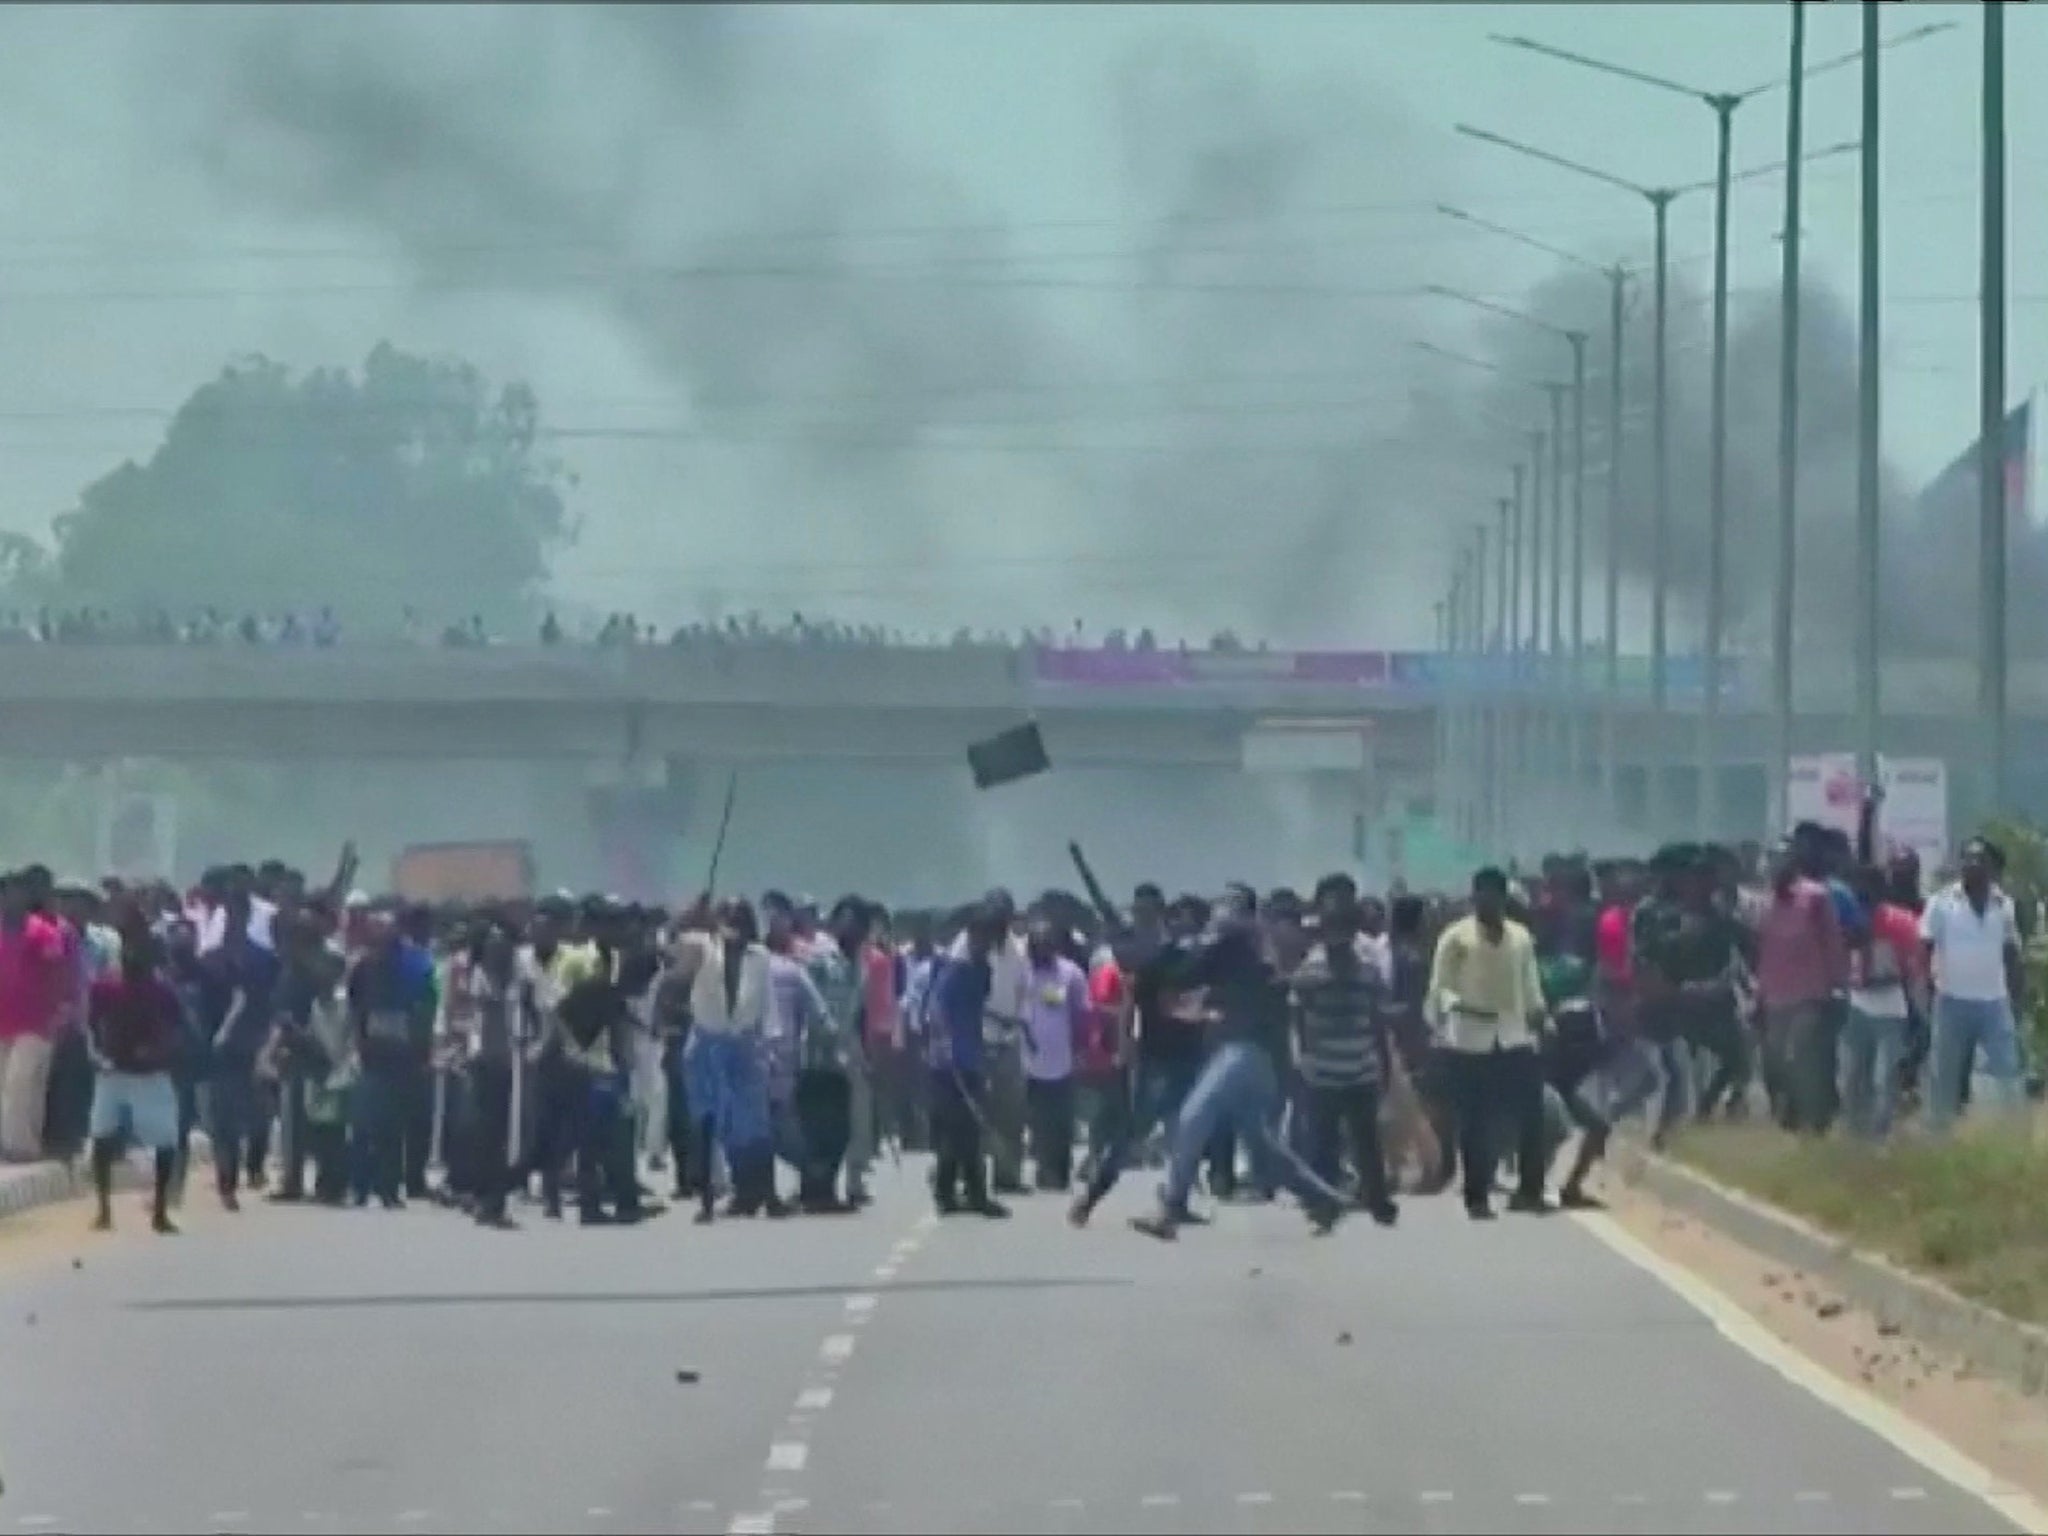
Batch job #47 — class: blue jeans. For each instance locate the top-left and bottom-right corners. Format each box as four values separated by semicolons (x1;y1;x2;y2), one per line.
1841;1005;1906;1140
1160;1043;1342;1220
1928;994;2023;1134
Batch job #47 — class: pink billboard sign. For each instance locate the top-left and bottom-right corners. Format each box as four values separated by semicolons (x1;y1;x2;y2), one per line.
1030;647;1390;688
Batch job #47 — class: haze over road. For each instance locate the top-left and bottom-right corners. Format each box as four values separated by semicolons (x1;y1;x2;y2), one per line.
0;1164;2030;1536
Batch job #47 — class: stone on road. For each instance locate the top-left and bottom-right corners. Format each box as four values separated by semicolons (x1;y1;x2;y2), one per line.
0;1164;2030;1535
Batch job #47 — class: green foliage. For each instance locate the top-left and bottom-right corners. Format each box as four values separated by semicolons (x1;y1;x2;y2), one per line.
1676;1122;2048;1326
31;343;576;628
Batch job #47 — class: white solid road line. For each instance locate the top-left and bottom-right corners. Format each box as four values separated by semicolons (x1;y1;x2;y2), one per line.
1579;1212;2048;1536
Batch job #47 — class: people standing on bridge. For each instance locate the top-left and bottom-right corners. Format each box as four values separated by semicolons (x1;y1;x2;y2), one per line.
1130;884;1346;1241
84;907;181;1235
1426;866;1551;1221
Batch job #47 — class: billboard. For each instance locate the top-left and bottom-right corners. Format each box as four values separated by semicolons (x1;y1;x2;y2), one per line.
1783;754;1948;866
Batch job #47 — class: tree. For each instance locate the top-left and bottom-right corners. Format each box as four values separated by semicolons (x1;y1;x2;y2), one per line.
40;342;576;630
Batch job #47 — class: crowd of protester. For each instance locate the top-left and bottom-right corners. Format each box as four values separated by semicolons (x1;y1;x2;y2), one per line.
0;810;2034;1241
0;604;1263;658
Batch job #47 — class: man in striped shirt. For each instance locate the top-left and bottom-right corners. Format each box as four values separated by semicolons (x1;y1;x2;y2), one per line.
1289;874;1399;1227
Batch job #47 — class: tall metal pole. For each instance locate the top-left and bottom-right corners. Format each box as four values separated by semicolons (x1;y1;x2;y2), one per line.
1527;428;1549;830
1854;2;1882;792
1547;381;1568;831
1700;96;1736;842
1603;265;1626;830
1648;189;1674;836
1979;2;2009;820
1434;596;1449;832
1454;554;1474;843
1771;5;1805;838
1528;430;1547;656
1568;329;1589;825
1508;466;1527;859
1495;495;1513;851
1473;523;1492;851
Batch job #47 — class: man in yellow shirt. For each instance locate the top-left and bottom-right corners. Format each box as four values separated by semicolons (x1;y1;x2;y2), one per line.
1427;867;1552;1221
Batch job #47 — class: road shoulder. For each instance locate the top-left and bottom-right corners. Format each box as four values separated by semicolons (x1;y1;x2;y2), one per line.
1592;1168;2048;1524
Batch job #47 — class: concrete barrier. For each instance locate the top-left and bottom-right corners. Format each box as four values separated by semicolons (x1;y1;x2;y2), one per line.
1613;1140;2048;1399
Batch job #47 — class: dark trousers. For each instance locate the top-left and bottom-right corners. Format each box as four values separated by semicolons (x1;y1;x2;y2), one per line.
662;1038;697;1195
572;1075;639;1220
1300;1079;1393;1214
275;1066;313;1197
207;1063;262;1197
400;1057;434;1197
1081;1054;1203;1210
350;1069;405;1204
1073;1072;1126;1183
524;1055;578;1211
1441;1045;1545;1211
1681;993;1751;1118
795;1069;852;1206
930;1067;988;1209
467;1057;514;1219
1026;1076;1075;1190
307;1117;349;1202
1764;1000;1840;1135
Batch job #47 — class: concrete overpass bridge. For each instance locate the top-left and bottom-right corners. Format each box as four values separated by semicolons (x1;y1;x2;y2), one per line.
0;642;2037;887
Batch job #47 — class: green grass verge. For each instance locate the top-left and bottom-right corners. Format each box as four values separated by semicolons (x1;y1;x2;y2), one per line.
1667;1120;2048;1329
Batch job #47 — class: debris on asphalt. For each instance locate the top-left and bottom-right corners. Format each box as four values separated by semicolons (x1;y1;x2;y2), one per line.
1876;1319;1903;1338
675;1369;701;1385
1336;1331;1352;1346
1815;1299;1845;1320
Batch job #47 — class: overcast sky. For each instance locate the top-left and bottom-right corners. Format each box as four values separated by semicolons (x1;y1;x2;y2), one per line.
0;3;2026;648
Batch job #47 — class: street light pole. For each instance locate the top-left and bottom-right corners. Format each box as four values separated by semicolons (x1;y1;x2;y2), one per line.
1485;21;1953;840
1473;521;1492;851
1649;188;1673;836
1855;1;1882;795
1771;3;1805;839
1508;465;1526;860
1604;266;1626;830
1568;328;1588;825
1441;589;1458;835
1495;495;1513;851
1701;94;1736;841
1980;1;2009;820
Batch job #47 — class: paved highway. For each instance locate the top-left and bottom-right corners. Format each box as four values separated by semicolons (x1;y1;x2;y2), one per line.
0;1164;2032;1535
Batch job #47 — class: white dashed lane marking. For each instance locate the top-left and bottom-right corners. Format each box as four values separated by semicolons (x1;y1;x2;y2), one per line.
1235;1492;1273;1506
766;1443;809;1474
1892;1486;1930;1501
796;1386;833;1411
819;1333;856;1364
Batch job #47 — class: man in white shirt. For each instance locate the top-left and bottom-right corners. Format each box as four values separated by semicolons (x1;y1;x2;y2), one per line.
1919;837;2027;1133
948;890;1031;1193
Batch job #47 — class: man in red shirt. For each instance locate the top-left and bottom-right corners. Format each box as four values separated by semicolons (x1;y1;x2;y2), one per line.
0;871;69;1161
86;912;183;1234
